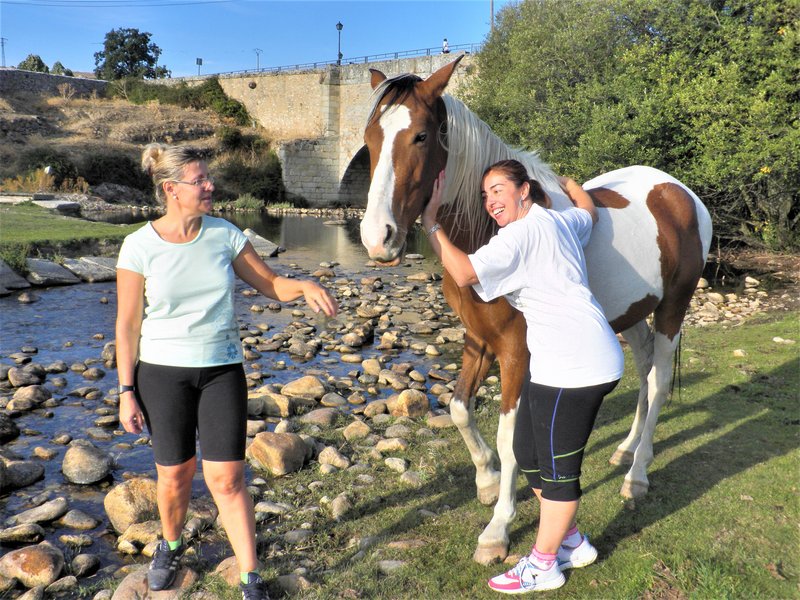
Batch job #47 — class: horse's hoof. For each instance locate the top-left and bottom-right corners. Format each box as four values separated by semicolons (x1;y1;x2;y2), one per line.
477;482;500;505
473;544;508;565
620;479;648;499
609;449;635;466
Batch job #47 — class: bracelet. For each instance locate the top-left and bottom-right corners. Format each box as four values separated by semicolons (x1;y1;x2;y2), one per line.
427;223;441;236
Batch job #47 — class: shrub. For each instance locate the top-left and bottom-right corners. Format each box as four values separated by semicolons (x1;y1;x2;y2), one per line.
216;126;244;151
79;151;151;190
231;193;264;210
0;243;31;274
214;150;284;204
16;148;79;188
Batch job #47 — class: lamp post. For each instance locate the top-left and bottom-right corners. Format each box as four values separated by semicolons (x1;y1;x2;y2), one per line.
254;48;262;71
196;57;202;76
336;21;343;65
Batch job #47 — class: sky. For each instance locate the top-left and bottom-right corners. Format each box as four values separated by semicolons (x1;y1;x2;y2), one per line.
0;0;513;78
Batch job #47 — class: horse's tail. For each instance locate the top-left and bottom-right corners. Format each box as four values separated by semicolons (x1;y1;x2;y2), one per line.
668;329;683;405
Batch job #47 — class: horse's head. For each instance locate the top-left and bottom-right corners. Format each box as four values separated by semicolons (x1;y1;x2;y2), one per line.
360;57;463;265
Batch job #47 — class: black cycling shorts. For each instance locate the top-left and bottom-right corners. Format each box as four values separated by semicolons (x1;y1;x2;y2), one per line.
134;361;248;466
513;378;619;502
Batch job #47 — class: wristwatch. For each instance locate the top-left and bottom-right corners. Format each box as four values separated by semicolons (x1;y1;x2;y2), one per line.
118;384;135;394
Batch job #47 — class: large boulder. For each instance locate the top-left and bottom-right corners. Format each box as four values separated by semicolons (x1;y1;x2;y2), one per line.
280;376;325;401
8;366;46;387
24;259;80;286
111;565;198;599
62;440;113;484
0;542;64;588
246;432;308;476
389;389;430;418
103;478;158;534
6;498;68;527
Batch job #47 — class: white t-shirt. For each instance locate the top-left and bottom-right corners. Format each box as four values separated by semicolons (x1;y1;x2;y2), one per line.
469;205;623;388
117;215;249;368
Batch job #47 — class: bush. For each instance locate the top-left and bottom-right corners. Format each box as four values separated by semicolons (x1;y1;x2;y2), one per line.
0;243;31;275
214;150;284;203
216;126;244;151
231;194;264;210
79;151;151;190
16;148;78;187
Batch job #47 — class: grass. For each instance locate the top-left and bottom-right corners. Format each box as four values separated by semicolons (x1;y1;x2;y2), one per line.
0;203;141;256
97;311;797;599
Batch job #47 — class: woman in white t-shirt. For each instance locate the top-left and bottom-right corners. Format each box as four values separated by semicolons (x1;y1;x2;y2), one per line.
422;159;623;594
116;143;337;599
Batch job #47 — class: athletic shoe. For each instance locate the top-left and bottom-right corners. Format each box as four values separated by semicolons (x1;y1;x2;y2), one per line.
147;539;185;591
488;556;566;594
557;535;598;570
240;572;270;600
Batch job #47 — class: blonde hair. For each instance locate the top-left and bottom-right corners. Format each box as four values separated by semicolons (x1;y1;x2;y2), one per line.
141;143;206;204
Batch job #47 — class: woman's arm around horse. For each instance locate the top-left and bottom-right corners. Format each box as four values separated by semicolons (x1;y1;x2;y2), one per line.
559;176;597;224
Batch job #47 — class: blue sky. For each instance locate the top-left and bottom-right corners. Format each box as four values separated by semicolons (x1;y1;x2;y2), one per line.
1;0;513;77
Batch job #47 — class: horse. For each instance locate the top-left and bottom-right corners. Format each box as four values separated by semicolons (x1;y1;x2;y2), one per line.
359;56;713;565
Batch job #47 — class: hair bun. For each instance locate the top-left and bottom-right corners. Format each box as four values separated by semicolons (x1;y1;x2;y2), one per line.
141;143;167;175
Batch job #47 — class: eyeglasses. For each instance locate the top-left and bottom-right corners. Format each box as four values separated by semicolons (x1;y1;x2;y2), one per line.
172;176;215;188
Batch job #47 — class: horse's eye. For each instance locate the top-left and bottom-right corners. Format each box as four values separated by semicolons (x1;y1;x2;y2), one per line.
413;132;428;144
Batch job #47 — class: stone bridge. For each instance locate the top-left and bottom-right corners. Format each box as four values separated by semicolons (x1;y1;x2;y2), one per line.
211;53;475;206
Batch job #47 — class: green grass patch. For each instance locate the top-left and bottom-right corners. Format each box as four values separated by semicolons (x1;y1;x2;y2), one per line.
157;312;798;599
0;203;140;252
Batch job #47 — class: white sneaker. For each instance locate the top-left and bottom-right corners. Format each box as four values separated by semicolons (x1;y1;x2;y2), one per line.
488;556;565;594
557;535;598;570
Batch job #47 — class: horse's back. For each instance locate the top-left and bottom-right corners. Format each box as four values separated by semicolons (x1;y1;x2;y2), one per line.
579;166;711;327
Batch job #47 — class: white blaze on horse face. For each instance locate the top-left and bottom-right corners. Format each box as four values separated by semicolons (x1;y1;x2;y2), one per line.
361;105;412;254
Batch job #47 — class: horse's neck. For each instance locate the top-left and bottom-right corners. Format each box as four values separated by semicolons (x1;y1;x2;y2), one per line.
440;205;494;254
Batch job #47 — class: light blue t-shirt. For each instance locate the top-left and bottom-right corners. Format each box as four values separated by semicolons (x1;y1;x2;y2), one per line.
117;215;249;367
469;205;624;388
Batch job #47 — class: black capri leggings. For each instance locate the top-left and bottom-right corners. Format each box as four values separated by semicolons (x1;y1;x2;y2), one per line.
514;378;619;502
134;361;248;466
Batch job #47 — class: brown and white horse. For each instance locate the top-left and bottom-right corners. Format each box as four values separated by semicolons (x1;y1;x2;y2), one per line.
360;57;713;564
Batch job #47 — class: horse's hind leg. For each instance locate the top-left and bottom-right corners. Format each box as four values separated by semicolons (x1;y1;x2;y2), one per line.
611;320;654;467
449;334;499;505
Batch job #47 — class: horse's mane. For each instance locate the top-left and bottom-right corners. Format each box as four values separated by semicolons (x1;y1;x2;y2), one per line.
441;95;566;248
367;73;423;126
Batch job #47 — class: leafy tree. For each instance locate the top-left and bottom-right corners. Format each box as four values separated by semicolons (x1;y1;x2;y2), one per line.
50;61;74;76
93;28;170;80
467;0;798;249
17;54;49;73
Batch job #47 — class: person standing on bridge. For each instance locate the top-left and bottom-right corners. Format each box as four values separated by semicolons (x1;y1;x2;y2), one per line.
422;159;623;594
115;143;337;599
442;37;450;54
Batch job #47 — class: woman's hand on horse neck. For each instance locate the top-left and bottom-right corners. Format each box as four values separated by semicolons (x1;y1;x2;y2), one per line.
424;170;479;288
559;176;598;224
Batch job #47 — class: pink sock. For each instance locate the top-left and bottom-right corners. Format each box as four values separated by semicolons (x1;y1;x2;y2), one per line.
530;546;556;568
562;526;582;548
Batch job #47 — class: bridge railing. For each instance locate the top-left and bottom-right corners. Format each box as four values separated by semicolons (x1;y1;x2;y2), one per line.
206;42;481;78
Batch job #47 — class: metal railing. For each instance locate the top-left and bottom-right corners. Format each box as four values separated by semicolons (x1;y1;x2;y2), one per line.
198;42;480;79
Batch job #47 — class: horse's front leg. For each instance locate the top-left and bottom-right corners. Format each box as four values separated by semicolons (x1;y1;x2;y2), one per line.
449;334;499;505
473;351;527;565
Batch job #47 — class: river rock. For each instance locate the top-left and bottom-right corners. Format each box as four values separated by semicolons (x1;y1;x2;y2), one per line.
390;389;429;418
45;575;78;595
119;520;161;548
384;457;408;473
104;477;158;534
71;553;100;578
0;524;46;543
0;258;31;294
8;366;46;387
376;438;409;453
111;565;199;599
0;414;20;443
343;420;371;442
0;542;64;588
17;587;44;600
298;407;340;427
25;259;80;286
251;391;292;417
6;497;68;527
318;446;350;469
246;432;308;476
56;509;99;530
330;493;352;520
62;440;113;484
8;385;51;412
82;367;106;381
61;257;117;283
280;375;326;400
427;414;455;429
3;460;44;491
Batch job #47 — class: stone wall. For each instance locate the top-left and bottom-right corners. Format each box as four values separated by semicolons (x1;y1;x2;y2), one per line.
0;68;107;97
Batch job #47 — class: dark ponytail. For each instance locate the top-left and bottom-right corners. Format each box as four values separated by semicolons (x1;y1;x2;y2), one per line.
482;159;550;208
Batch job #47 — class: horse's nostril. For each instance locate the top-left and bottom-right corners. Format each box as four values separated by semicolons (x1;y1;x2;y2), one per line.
383;224;395;246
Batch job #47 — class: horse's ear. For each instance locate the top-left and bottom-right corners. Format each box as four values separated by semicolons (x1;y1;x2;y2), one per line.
419;55;464;99
369;69;387;90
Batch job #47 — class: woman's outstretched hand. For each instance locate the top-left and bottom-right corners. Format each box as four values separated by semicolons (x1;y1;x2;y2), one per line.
422;170;446;231
302;281;338;317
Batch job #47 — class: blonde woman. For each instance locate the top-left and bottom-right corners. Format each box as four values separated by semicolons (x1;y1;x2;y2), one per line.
116;143;337;599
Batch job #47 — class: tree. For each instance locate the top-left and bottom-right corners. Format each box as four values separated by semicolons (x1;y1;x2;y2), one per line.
93;28;170;80
17;54;49;73
51;61;74;77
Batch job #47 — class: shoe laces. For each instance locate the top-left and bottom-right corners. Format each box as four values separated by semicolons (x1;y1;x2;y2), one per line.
509;556;548;589
151;540;182;569
241;573;269;600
